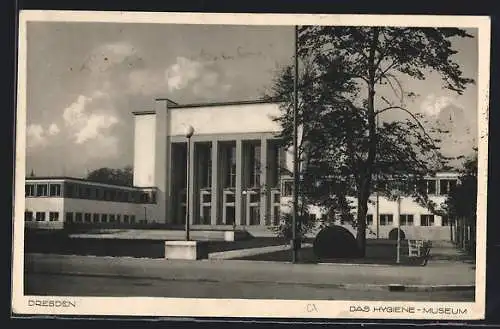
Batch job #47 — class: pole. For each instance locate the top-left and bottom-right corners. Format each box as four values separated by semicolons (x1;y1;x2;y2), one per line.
375;115;380;239
396;195;401;264
292;25;299;263
185;137;191;241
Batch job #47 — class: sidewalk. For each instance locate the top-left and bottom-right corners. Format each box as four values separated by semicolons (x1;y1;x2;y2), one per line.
24;251;475;291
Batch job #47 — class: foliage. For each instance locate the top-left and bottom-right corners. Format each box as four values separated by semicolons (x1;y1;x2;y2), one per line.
267;26;474;256
271;206;316;241
444;150;478;223
86;166;134;186
312;225;360;259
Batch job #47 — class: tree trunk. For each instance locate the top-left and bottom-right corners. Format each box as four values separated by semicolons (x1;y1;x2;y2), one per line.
356;190;369;257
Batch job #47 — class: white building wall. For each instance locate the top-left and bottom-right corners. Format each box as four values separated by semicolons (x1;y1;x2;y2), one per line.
168;103;281;136
25;197;65;229
133;114;156;187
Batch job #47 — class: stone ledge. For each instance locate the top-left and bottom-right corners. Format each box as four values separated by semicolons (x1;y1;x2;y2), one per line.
165;240;209;260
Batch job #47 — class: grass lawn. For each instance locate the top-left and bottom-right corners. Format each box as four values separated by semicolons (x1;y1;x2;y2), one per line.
236;240;427;266
24;229;288;259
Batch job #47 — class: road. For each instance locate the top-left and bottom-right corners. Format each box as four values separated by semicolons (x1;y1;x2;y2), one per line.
24;272;475;301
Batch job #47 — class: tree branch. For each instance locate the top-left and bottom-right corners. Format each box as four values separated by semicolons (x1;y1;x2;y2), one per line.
375;105;435;144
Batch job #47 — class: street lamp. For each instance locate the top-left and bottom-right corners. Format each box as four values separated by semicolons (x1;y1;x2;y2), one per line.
185;125;195;241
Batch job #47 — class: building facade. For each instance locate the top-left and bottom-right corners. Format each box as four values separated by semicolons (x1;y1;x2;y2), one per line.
23;98;459;240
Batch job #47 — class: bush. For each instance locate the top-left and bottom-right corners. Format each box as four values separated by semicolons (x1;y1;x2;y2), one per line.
313;225;360;259
388;228;406;240
271;211;316;241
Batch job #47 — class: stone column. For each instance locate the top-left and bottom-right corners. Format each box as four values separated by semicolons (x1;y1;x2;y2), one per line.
260;138;268;226
154;100;168;223
210;140;219;226
235;139;243;226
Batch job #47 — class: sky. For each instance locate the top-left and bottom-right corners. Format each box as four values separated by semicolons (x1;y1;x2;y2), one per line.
24;23;479;177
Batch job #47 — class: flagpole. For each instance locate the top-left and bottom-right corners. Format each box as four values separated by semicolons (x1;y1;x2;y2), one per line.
292;25;300;263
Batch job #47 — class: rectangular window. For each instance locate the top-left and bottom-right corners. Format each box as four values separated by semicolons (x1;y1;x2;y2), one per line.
439;179;457;195
421;214;435;226
101;214;108;223
124;215;129;223
93;213;100;223
36;184;48;197
130;215;136;223
24;211;33;221
426;179;436;195
400;214;414;226
66;212;74;223
49;212;59;221
249;144;261;187
25;184;35;197
379;214;393;226
75;212;83;223
366;214;373;225
35;212;46;222
49;184;61;197
84;213;92;223
116;214;121;223
64;183;75;198
225;145;237;188
109;214;116;222
281;180;293;197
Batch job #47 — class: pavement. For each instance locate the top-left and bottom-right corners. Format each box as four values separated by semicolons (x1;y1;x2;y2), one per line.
24;242;475;293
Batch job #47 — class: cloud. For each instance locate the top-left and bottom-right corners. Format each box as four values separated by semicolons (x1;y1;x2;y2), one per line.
420;94;458;117
48;123;60;136
62;92;119;146
81;41;143;75
26;124;46;148
166;57;205;92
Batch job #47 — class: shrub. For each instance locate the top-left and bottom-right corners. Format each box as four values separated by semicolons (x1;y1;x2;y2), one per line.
313;225;360;259
388;228;406;240
271;211;316;241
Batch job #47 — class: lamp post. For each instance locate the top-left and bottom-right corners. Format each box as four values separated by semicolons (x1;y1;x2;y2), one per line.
185;125;194;241
392;190;402;264
291;24;300;263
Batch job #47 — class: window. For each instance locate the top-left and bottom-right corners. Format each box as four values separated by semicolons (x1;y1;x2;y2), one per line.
400;214;414;226
426;179;436;194
366;214;373;225
225;145;237;188
36;184;48;197
421;214;435;226
66;212;74;223
49;212;59;221
93;213;100;223
84;213;92;223
101;214;108;223
130;215;136;223
249;144;261;187
64;183;76;198
25;211;33;221
441;215;450;226
124;215;129;223
439;179;457;195
379;214;393;226
281;180;293;197
75;212;83;223
35;212;46;222
270;145;282;187
25;184;35;197
116;214;121;223
109;214;116;222
49;184;61;197
199;144;212;188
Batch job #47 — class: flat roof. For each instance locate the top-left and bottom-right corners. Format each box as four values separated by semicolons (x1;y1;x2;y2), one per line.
25;176;157;190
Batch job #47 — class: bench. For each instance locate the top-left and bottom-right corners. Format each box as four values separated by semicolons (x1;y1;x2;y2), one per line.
408;239;432;265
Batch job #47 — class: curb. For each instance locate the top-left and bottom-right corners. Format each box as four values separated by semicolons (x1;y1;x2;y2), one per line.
25;270;475;292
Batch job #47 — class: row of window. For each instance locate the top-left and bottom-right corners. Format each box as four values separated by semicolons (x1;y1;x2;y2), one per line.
25;211;60;222
280;178;458;197
365;214;450;226
25;182;156;204
24;210;139;224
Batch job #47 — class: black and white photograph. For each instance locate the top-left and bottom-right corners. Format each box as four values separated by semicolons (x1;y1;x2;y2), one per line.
12;11;490;320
